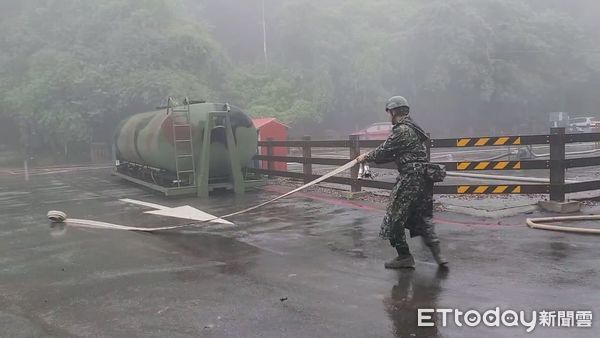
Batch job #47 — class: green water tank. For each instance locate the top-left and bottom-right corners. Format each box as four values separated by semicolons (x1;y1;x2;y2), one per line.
115;102;258;178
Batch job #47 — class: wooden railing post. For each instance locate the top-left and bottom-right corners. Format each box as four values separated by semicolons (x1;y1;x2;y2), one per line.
349;134;361;192
549;127;566;202
302;135;312;184
266;137;274;174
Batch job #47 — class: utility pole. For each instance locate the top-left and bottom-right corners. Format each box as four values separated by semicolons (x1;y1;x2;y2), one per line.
262;0;268;67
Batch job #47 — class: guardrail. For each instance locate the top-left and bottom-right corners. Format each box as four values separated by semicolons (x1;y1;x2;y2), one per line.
247;127;600;201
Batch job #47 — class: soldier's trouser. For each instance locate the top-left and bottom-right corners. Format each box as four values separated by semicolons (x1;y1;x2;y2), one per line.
390;216;439;255
415;182;440;248
382;170;439;255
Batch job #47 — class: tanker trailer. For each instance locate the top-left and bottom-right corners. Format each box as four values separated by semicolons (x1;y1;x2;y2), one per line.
113;101;259;196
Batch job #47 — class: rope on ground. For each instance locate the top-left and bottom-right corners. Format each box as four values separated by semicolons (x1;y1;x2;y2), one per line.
526;215;600;235
47;159;359;232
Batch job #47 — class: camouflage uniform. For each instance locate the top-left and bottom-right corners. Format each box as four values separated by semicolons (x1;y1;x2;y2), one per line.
363;116;439;252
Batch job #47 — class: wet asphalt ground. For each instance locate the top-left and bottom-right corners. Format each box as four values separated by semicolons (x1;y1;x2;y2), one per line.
1;167;599;337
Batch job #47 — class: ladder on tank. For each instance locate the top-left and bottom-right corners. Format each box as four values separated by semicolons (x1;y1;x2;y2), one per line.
167;97;196;187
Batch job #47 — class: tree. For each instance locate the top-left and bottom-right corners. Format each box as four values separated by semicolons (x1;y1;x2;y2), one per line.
2;0;600;163
0;0;227;159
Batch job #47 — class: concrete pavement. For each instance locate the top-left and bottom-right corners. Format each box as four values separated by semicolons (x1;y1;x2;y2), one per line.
0;167;599;337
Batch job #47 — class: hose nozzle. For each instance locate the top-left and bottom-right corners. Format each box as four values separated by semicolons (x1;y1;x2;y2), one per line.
358;163;372;180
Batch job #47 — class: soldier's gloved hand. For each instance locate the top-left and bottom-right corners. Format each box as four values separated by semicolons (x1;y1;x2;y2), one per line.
356;154;368;163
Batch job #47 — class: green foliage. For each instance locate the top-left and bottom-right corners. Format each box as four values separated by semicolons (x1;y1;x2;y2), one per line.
227;66;331;127
0;0;227;156
197;0;600;134
2;0;600;161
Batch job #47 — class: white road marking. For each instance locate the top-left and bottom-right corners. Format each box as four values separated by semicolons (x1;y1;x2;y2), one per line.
119;198;233;225
119;198;170;210
145;206;233;225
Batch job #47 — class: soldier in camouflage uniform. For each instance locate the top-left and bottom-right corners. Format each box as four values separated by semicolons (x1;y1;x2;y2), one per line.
356;96;448;269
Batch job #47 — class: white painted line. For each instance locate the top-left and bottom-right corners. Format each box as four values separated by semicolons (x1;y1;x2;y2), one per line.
119;198;170;210
145;206;233;225
119;198;233;225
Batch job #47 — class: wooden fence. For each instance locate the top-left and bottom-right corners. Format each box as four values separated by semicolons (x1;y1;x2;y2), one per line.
247;127;600;202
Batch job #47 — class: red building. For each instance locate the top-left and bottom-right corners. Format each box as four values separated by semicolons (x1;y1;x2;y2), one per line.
252;118;289;171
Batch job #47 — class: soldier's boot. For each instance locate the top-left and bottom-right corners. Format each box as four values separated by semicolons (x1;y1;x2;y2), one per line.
384;246;415;269
427;242;448;266
384;255;415;269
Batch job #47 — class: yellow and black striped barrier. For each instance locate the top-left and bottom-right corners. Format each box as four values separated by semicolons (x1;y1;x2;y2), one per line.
430;134;548;148
455;136;521;147
457;185;523;194
442;160;548;171
434;185;550;194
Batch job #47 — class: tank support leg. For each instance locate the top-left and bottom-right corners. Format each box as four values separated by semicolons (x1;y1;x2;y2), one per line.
196;111;245;198
225;113;245;195
196;117;213;198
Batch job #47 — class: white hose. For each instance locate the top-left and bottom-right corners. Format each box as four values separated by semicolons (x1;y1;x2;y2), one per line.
531;148;600;158
48;159;358;232
526;215;600;234
447;172;578;184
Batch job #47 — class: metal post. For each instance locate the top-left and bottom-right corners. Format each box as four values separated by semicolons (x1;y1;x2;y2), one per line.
266;137;274;173
261;0;268;66
349;134;361;192
302;135;312;184
112;143;117;166
549;127;566;202
24;159;29;182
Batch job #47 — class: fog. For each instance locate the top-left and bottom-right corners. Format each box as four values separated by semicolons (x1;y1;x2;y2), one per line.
1;0;600;163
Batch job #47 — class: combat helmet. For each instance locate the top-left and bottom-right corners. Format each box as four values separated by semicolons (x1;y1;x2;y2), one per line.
385;96;409;111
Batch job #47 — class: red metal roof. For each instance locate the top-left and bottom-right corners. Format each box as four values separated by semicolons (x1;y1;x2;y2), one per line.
252;118;289;129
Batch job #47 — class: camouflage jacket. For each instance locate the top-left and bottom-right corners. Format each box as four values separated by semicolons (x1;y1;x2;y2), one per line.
363;116;428;170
